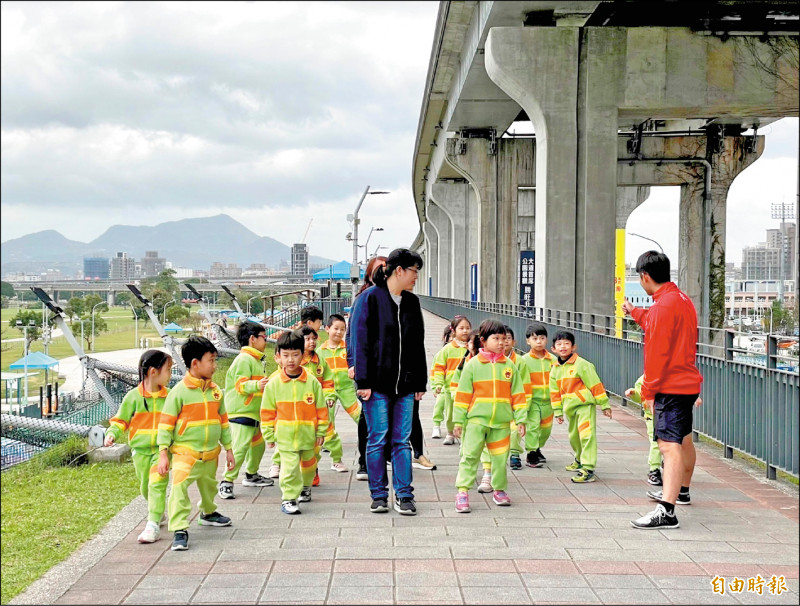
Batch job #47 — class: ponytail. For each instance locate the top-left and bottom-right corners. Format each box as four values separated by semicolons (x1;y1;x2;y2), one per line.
442;325;454;345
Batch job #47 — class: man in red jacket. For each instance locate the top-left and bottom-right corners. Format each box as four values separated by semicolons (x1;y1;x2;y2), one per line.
623;251;703;530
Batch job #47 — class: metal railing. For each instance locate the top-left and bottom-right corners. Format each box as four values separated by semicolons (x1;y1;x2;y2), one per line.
420;296;799;479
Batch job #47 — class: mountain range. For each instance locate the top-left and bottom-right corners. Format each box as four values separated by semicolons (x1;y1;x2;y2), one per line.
1;214;338;277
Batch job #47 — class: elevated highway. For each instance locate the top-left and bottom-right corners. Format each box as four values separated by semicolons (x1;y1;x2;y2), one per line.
412;1;798;327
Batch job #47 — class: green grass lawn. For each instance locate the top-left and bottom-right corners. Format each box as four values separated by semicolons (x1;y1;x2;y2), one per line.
0;436;140;604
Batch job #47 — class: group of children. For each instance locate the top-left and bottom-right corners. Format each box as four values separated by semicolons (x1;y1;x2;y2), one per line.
107;306;664;548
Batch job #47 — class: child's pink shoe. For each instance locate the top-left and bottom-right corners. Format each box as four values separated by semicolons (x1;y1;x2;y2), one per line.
492;490;511;506
455;491;471;513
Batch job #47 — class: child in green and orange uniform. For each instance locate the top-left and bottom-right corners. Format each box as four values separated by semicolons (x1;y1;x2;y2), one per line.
105;349;173;544
218;321;273;500
453;320;528;512
261;330;329;515
549;330;611;484
157;336;235;552
518;323;557;468
317;314;362;473
431;315;472;444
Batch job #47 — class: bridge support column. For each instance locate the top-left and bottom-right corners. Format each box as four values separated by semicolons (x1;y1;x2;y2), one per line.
107;291;115;307
426;200;452;298
423;220;439;297
431;181;471;300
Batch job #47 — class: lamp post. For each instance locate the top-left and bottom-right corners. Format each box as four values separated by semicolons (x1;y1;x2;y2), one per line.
246;296;258;316
162;298;177;324
90;301;105;352
349;186;390;298
372;244;387;258
129;302;139;347
363;227;384;265
16;320;35;412
628;232;664;253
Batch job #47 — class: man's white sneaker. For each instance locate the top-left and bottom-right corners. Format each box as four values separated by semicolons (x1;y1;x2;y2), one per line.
268;464;280;479
631;504;679;529
331;461;348;473
138;521;160;543
431;426;441;439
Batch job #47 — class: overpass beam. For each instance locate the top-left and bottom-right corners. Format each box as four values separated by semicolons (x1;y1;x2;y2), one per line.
423;220;439;297
426;200;452;298
430;181;471;300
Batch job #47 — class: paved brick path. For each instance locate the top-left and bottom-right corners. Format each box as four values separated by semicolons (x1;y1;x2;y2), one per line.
38;312;800;604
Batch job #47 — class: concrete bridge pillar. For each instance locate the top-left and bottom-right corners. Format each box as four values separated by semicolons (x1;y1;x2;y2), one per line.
423;220;439;297
679;138;764;327
430;181;471;300
445;138;498;301
426;200;452;298
107;291;115;307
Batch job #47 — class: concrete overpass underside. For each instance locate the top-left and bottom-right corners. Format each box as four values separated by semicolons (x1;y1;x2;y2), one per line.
412;1;798;327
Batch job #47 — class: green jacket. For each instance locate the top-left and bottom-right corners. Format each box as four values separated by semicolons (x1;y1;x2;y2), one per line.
108;383;169;453
157;375;232;453
430;341;469;391
260;368;329;451
225;346;268;420
518;350;556;407
453;352;528;428
549;354;609;416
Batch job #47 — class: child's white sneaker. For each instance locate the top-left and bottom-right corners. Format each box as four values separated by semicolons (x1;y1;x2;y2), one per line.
431;426;441;439
268;464;280;479
443;433;455;445
477;472;493;493
331;461;348;473
138;521;160;543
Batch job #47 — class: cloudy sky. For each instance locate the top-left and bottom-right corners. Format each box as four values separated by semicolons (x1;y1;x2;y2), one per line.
1;1;797;269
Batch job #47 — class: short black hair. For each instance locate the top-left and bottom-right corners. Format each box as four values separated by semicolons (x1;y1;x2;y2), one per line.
301;305;323;323
504;325;514;339
236;320;265;347
526;323;548;338
181;335;217;368
326;313;346;327
299;325;318;338
276;330;305;353
552;330;575;345
635;251;671;284
478;319;506;342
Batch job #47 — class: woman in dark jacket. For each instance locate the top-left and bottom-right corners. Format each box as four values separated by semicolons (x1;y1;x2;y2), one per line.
351;248;426;515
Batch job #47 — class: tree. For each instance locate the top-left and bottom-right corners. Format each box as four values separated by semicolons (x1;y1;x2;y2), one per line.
1;296;8;309
10;309;44;351
1;280;15;298
763;300;797;334
78;312;108;351
186;312;205;332
63;297;86;322
115;291;132;306
165;304;190;324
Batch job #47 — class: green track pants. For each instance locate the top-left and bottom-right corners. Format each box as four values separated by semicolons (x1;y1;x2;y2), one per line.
564;403;598;471
644;412;662;470
525;400;554;452
131;449;169;524
223;422;265;482
280;449;317;501
167;449;219;532
432;389;455;433
456;424;511;492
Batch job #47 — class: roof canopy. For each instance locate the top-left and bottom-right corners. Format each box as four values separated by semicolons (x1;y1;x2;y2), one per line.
8;351;59;369
313;261;363;281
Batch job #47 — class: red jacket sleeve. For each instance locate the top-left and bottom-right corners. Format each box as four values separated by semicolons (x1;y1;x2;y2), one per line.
641;304;670;401
630;307;648;328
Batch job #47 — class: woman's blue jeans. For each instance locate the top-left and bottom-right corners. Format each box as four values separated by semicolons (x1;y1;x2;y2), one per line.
362;392;414;500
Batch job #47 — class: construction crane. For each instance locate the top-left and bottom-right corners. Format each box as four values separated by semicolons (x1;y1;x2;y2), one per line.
301;218;313;244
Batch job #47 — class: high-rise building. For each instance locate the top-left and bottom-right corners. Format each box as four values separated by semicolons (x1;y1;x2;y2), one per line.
140;250;167;277
291;244;308;275
209;262;242;278
83;257;109;280
742;244;782;281
109;252;135;281
766;222;797;281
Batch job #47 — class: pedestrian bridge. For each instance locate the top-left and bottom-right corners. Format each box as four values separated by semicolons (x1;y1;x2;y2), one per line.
13;310;798;606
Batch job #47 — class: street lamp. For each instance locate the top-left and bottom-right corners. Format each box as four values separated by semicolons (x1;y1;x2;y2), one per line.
246;296;258;315
162;298;177;324
372;244;387;257
363;227;384;265
129;302;139;348
90;301;105;352
628;232;664;253
349;186;390;298
16;319;35;413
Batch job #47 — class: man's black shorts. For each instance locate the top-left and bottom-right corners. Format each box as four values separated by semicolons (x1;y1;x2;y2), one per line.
653;393;699;443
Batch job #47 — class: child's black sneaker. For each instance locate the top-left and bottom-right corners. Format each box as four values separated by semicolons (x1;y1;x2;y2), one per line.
243;472;274;487
370;498;389;513
394;497;417;516
199;511;232;526
171;529;189;551
526;450;544;468
509;454;522;470
647;468;663;486
631;504;679;529
536;449;546;463
299;486;312;503
281;500;300;515
356;463;369;481
218;481;235;499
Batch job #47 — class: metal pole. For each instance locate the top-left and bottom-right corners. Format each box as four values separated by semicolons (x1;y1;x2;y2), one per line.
23;324;28;413
130;302;138;347
351;186;369;299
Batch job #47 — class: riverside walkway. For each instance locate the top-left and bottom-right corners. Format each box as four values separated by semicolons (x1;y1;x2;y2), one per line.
14;312;799;605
